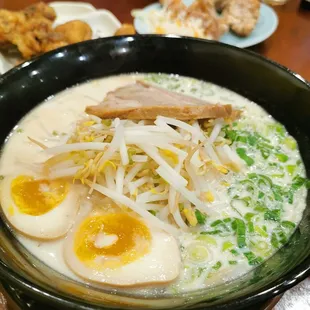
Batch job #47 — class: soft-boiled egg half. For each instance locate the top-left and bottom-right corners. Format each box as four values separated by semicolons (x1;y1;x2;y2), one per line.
64;211;181;287
0;175;80;239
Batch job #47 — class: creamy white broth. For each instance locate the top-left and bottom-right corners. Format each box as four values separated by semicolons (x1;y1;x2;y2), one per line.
0;74;307;293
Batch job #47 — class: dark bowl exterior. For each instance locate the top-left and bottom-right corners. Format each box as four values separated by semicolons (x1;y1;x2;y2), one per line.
0;35;309;310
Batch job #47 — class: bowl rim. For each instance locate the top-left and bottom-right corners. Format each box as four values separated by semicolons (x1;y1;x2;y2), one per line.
0;34;309;309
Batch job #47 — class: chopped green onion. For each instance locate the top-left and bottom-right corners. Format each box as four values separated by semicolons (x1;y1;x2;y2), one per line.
197;267;206;277
195;209;207;225
284;137;297;150
233;218;246;248
187;244;209;262
291;175;306;190
244;251;263;266
256;241;269;251
211;220;223;227
254;202;268;213
240;179;256;194
225;129;237;142
16;128;23;133
236;148;254;166
245;213;255;221
272;174;285;178
268;123;286;137
248;222;254;233
247;135;258;146
196;235;217;245
0;175;4;180
286;165;296;175
287;189;294;204
264;209;281;221
271;232;279;249
277;230;288;244
271;226;290;249
272;185;284;202
210;219;231;232
212;261;222;270
230;249;239;256
276;153;289;163
148;210;157;216
281;221;296;230
236;136;248;143
201;230;222;235
287;175;308;204
254;225;268;238
260;148;270;159
258;191;265;199
222;241;234;251
229;260;238;265
231;198;249;208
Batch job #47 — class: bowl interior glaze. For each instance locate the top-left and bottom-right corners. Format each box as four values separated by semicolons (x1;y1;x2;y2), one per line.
0;36;309;310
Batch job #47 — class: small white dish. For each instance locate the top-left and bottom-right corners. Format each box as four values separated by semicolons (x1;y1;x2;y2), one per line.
0;2;122;75
53;10;122;39
49;2;97;17
134;1;278;49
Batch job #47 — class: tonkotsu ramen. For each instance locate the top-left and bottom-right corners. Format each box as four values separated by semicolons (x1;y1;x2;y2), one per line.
0;73;307;293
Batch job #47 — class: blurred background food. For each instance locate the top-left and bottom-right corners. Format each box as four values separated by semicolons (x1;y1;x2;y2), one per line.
114;23;136;36
132;0;261;41
0;2;92;59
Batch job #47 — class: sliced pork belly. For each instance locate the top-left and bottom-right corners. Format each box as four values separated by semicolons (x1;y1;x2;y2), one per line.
86;81;240;120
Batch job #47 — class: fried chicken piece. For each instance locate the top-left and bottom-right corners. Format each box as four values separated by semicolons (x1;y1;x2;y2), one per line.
161;0;187;18
0;3;56;58
214;0;229;12
160;0;227;40
54;20;92;44
0;3;93;59
222;0;260;36
0;10;26;43
23;2;56;22
40;32;68;53
187;0;228;39
114;24;136;36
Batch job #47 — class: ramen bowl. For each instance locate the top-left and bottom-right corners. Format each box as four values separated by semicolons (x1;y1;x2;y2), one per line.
0;36;309;310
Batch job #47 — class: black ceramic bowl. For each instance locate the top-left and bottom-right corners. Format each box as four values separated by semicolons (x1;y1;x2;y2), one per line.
0;36;309;310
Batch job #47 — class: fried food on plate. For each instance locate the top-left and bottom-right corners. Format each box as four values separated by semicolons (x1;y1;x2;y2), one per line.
114;24;136;36
0;2;92;59
55;20;92;44
23;2;56;21
0;3;55;58
135;0;260;41
158;0;227;40
160;0;187;18
221;0;260;36
214;0;229;12
187;0;228;40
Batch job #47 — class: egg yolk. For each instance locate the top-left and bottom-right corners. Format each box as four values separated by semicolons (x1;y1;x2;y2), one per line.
74;213;151;269
11;175;68;216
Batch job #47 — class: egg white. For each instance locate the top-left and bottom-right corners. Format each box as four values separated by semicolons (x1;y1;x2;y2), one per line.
64;211;181;287
0;175;81;240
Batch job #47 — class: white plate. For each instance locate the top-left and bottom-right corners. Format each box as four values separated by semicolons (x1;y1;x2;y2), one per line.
133;0;278;49
49;1;97;16
0;2;122;75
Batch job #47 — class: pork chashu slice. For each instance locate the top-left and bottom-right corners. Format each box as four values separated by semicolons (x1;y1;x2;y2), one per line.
86;81;237;120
